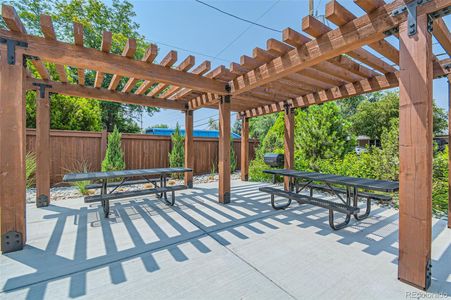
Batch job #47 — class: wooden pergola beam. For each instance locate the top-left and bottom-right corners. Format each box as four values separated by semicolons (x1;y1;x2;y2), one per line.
94;31;112;88
2;5;49;80
162;60;210;99
302;15;396;73
26;77;187;110
325;0;399;65
40;15;68;83
108;38;137;90
240;56;451;118
229;0;450;95
147;55;195;97
0;6;226;95
73;22;85;85
433;18;451;55
122;43;158;93
135;50;178;95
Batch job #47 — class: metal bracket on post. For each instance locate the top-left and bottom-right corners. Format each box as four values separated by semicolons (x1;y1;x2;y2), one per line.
32;82;52;99
1;231;23;253
425;259;432;290
0;38;28;65
220;84;231;104
391;0;431;37
389;1;450;36
283;102;293;115
37;194;49;208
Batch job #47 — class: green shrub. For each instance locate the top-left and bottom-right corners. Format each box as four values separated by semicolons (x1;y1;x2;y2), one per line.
67;161;92;196
249;159;274;182
169;123;184;179
101;126;125;172
25;152;37;188
230;140;237;172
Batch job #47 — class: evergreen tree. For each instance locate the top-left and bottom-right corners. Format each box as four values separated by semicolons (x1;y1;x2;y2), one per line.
102;127;125;171
230;139;237;172
169;123;184;179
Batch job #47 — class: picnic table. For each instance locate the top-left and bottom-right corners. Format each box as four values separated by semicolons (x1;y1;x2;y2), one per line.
260;169;399;230
63;167;192;218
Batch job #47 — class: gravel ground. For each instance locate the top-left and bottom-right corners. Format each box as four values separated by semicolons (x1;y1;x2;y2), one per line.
26;172;242;203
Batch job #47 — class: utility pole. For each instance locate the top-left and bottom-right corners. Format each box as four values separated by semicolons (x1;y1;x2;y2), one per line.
309;0;314;16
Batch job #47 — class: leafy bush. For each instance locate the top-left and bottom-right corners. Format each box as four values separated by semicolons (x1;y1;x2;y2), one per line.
25;152;37;188
249;159;274;182
432;146;449;215
169;123;184;179
67;161;92;196
101;127;125;172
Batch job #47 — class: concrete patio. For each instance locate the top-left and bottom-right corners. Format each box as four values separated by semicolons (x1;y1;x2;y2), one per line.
1;180;450;300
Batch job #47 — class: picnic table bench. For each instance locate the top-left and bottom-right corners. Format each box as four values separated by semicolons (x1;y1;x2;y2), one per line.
260;169;399;230
63;167;192;218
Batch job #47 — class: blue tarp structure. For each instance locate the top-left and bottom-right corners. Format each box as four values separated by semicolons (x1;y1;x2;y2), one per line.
145;128;240;139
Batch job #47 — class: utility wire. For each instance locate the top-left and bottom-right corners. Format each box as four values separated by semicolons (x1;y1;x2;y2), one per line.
149;39;231;64
194;0;282;33
213;0;281;58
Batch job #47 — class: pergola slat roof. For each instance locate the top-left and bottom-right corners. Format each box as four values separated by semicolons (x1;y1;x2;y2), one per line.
2;0;450;116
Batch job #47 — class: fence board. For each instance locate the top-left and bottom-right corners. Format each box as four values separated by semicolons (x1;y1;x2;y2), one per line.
26;129;258;185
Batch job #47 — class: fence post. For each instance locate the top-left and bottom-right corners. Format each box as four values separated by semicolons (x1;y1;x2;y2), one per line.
100;129;108;162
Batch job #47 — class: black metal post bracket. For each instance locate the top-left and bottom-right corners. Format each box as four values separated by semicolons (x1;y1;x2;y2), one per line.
388;1;450;37
0;38;28;65
32;82;52;99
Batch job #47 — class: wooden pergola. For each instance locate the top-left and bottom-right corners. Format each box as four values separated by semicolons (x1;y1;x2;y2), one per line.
0;0;450;290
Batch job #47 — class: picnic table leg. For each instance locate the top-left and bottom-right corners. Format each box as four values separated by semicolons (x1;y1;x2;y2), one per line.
156;175;163;199
270;194;292;210
328;186;352;230
101;179;110;218
352;186;371;220
328;210;351;230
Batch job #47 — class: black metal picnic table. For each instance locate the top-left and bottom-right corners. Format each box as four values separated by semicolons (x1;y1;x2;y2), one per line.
261;169;399;229
63;167;192;218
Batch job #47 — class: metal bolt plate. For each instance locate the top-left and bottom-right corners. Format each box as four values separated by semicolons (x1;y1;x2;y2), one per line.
1;231;23;253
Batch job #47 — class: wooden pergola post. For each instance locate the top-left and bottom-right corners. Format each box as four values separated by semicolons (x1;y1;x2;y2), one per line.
0;45;26;253
184;109;194;188
35;84;51;207
398;14;433;290
218;94;231;204
448;75;451;229
284;105;295;190
241;116;249;181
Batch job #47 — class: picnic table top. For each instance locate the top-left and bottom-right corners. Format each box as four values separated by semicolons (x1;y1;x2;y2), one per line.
63;167;192;182
263;169;399;193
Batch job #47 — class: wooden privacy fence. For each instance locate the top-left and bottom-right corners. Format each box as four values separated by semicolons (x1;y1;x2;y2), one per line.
25;129;258;185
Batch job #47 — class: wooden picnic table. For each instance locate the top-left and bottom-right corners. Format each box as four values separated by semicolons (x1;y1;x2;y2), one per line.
260;169;399;230
63;167;192;218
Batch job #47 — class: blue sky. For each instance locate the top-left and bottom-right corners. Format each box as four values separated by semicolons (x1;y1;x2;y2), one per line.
110;0;450;130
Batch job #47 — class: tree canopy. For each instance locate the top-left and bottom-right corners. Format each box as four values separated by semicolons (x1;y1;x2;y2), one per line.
350;92;447;139
5;0;160;132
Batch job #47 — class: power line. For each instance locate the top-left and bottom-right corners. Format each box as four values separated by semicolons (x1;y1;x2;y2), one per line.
194;113;237;129
194;0;281;33
213;0;281;58
149;39;231;64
